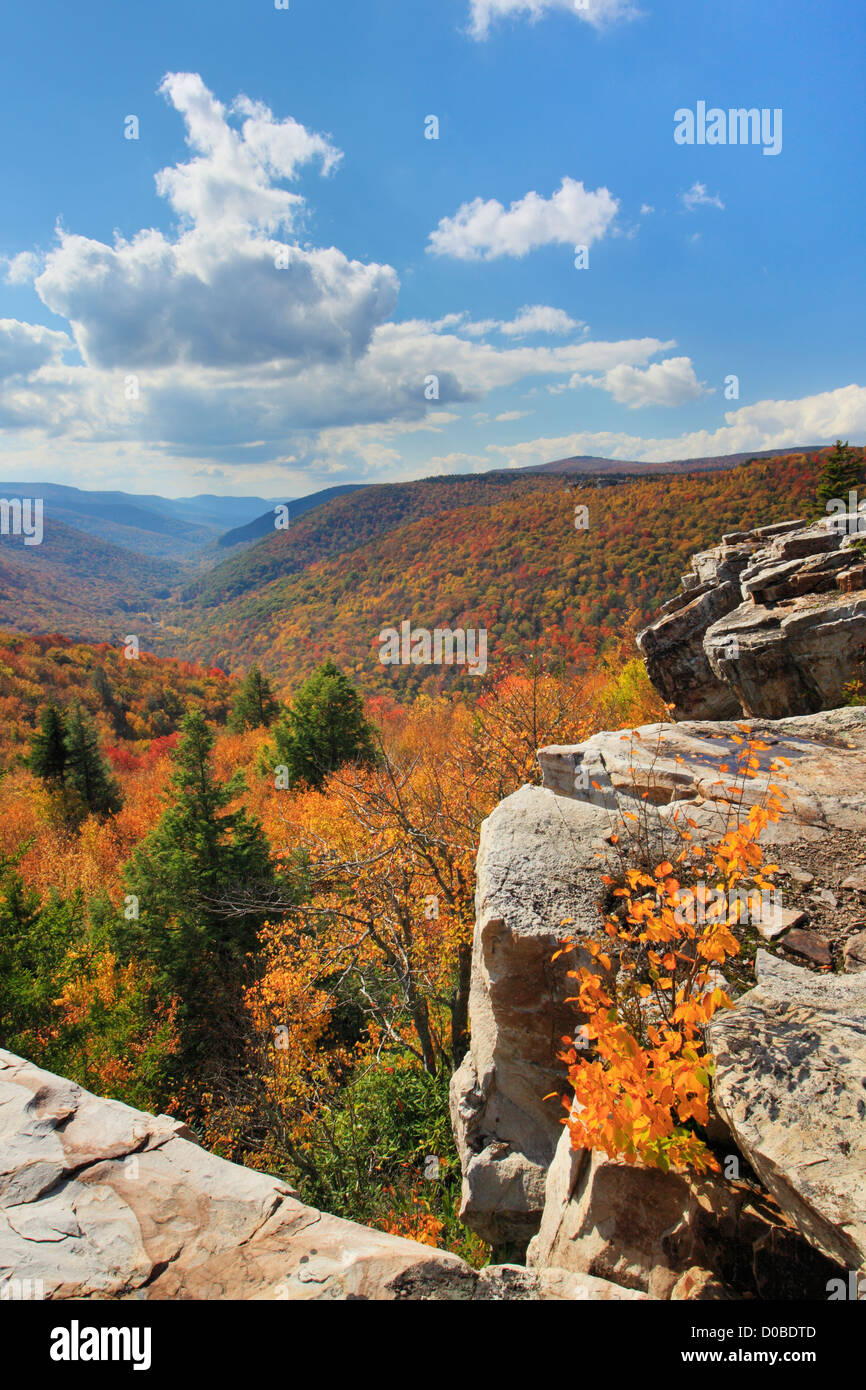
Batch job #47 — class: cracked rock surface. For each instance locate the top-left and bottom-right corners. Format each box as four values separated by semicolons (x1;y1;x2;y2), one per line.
0;1051;645;1300
0;1051;480;1300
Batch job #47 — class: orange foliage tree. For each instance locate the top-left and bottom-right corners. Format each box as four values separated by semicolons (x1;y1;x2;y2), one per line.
554;730;788;1173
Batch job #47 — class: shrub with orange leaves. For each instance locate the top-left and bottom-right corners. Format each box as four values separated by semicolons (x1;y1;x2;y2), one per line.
553;730;788;1174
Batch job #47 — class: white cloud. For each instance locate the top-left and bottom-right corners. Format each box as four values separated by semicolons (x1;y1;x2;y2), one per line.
0;319;70;380
454;305;582;337
600;356;708;408
155;73;341;234
498;305;580;336
495;409;532;421
640;203;655;216
32;73;394;373
428;177;618;261
681;181;725;212
467;0;638;41
3;253;40;286
482;384;866;467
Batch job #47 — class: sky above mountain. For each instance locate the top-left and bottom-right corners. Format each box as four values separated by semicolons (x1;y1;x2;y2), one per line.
0;0;863;497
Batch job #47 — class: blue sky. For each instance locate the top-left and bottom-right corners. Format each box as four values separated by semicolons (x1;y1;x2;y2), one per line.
0;0;863;497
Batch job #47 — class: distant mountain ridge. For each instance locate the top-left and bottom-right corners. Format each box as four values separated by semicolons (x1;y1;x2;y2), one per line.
216;484;366;549
517;446;818;475
0;483;284;562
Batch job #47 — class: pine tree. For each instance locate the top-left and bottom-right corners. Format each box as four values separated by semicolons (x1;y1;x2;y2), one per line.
64;705;122;816
816;440;865;514
228;664;280;732
272;660;377;789
119;709;287;1087
28;705;68;785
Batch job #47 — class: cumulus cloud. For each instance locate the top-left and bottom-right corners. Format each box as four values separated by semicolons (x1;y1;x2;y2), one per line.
0;319;70;380
680;181;725;212
33;73;395;372
155;73;341;234
36;231;398;370
428;178;618;261
599;356;708;408
499;305;580;336
3;253;41;286
482;384;866;467
467;0;638;41
456;305;582;337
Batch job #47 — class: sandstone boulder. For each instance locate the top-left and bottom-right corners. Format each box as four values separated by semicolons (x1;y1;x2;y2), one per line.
449;783;615;1251
707;951;866;1275
527;1125;844;1299
0;1051;484;1300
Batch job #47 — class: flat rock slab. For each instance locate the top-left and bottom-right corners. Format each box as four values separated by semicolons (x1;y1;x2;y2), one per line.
0;1051;483;1301
708;952;866;1273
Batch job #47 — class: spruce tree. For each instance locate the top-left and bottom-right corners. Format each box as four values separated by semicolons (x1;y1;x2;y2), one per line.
272;661;377;789
229;664;280;732
64;705;122;816
119;709;285;1084
816;440;865;514
28;705;68;786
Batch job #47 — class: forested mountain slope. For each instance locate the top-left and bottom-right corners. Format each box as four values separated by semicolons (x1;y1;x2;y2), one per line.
169;453;820;694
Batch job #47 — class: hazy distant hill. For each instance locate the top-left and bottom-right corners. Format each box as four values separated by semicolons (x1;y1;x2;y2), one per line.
216;484;367;550
0;516;178;647
0;483;282;563
523;446;816;476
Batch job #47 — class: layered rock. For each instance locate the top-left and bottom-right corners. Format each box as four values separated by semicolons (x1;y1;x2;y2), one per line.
0;1050;479;1301
637;515;866;720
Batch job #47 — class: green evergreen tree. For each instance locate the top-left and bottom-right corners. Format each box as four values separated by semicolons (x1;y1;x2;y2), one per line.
28;704;68;785
272;661;377;789
816;440;865;514
118;709;288;1087
64;705;122;816
0;850;83;1066
228;664;280;732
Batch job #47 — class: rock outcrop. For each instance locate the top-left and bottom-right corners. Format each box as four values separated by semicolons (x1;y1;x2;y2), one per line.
526;1131;845;1300
708;951;866;1274
0;1050;476;1301
451;706;866;1263
637;515;866;720
449;783;616;1251
0;1050;644;1301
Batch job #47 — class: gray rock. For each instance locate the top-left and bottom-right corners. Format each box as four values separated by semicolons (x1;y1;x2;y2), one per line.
707;951;866;1272
638;518;866;721
843;931;866;973
842;866;866;892
0;1051;482;1301
449;783;613;1250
